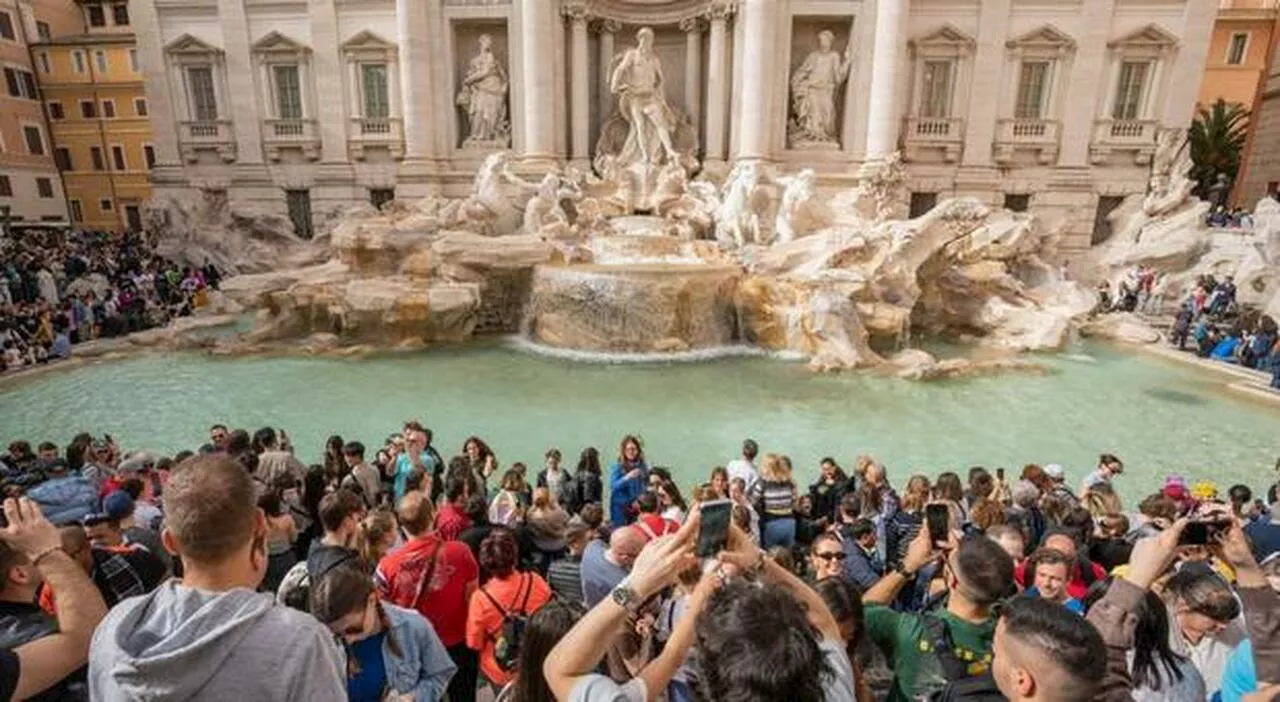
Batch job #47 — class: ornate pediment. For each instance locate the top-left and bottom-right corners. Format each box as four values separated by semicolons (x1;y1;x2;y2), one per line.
1108;24;1178;50
252;31;312;56
341;30;396;52
1006;25;1076;53
164;33;223;57
910;24;976;56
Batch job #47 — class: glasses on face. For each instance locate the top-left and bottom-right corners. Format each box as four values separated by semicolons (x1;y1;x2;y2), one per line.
814;551;847;562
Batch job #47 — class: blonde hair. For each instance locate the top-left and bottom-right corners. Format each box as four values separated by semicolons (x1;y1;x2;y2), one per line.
1084;485;1123;520
760;453;791;482
359;509;398;565
532;486;554;511
901;474;931;512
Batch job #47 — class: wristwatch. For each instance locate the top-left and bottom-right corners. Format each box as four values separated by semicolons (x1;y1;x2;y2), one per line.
893;562;916;578
610;581;640;612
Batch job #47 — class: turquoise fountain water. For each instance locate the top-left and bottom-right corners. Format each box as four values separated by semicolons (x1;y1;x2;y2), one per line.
0;341;1276;496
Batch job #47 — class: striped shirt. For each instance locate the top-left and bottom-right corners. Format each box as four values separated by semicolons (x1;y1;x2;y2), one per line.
547;556;585;605
750;479;797;519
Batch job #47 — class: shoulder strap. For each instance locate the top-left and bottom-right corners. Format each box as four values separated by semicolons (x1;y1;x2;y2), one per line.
517;573;534;613
409;540;443;611
479;583;508;618
922;614;971;682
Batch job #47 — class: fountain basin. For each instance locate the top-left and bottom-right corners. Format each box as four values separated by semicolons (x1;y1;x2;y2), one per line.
528;263;741;353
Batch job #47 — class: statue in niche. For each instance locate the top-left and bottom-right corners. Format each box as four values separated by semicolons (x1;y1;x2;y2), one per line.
788;30;852;148
609;27;680;166
456;34;510;147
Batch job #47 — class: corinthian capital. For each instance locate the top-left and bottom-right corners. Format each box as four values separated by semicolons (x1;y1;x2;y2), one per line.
595;18;622;35
706;0;736;21
561;1;588;23
679;16;703;34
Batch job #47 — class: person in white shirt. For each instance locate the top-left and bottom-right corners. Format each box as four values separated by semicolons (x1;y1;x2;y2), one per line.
725;439;760;492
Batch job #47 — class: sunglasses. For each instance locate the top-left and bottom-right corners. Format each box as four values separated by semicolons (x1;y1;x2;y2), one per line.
814;551;847;561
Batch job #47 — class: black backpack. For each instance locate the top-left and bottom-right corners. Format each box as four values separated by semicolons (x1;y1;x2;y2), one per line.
480;574;535;672
921;615;1005;702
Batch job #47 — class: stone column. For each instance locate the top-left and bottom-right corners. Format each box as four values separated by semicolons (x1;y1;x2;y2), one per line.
518;0;557;162
1059;0;1114;167
734;0;774;161
566;6;590;164
396;0;433;161
703;2;732;163
681;17;703;132
959;0;1011;168
307;0;347;163
597;20;620;125
1162;0;1216;127
131;0;179;166
216;0;263;164
864;0;905;160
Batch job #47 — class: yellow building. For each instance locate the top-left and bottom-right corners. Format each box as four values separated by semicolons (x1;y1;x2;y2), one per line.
34;0;151;231
1196;0;1280;112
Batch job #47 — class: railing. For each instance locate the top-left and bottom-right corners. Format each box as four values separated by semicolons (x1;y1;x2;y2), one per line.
996;118;1060;143
1094;119;1158;144
904;116;964;139
1220;0;1280;10
263;118;317;140
347;117;404;160
179;120;232;142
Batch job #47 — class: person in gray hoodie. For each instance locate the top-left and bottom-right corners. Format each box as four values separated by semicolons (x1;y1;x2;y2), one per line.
89;454;347;701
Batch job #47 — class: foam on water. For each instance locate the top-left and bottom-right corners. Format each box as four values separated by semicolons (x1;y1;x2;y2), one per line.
504;334;798;364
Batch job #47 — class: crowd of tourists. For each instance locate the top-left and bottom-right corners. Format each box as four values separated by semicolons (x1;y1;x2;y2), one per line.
0;426;1278;702
0;230;220;373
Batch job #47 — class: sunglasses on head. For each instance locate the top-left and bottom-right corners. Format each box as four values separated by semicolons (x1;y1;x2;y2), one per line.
814;551;847;561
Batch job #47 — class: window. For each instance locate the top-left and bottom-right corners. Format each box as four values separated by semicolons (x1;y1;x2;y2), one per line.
1091;196;1125;245
134;97;147;116
1014;61;1051;119
272;64;302;119
112;3;129;26
0;176;11;197
69;199;83;222
3;69;37;99
47;101;64;120
20;71;36;99
90;145;104;170
1227;33;1248;66
1004;193;1031;212
54;146;73;170
81;100;97;118
1111;61;1149;121
920;60;954;118
187;66;218;121
35;178;53;198
87;5;106;27
286;189;313;238
38;53;51;74
73;51;85;74
111;145;126;170
143;144;155;169
3;68;18;97
101;99;115;118
361;63;389;118
36;21;50;41
22;126;44;155
370;188;395;209
100;198;113;213
0;11;13;41
94;50;107;73
909;192;938;218
128;49;137;72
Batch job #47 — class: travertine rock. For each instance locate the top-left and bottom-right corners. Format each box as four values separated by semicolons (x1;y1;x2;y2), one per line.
1079;313;1162;344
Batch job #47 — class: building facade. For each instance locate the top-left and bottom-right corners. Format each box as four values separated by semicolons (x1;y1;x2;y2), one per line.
136;0;1214;252
0;0;80;228
1197;0;1280;112
36;1;153;231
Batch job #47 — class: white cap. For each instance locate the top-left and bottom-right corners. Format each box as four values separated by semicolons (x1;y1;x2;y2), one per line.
1043;464;1065;480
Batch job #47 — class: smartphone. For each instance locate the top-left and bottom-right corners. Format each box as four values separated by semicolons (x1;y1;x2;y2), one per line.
697;499;732;558
1179;522;1210;546
925;504;950;547
996;468;1005;481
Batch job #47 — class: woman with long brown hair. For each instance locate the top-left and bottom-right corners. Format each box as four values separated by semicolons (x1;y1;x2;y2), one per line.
310;562;458;701
608;434;648;527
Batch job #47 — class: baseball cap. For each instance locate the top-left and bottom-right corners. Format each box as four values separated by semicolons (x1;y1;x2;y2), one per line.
102;491;135;520
118;450;157;474
1043;464;1065;480
1163;475;1188;500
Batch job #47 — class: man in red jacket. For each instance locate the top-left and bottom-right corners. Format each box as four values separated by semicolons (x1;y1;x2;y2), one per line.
1014;530;1105;600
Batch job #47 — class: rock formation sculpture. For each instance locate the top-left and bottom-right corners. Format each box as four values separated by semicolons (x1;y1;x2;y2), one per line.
774;169;832;244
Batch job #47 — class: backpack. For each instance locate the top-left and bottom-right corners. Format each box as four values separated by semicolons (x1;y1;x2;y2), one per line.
28;475;99;526
480;573;535;672
921;614;1004;702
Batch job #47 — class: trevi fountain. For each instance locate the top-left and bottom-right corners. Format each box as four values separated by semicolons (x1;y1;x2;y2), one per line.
4;11;1280;487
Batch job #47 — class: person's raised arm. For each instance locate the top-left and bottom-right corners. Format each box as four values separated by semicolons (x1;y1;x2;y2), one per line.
718;521;841;642
635;570;720;701
3;498;108;701
544;512;699;701
1215;517;1280;686
862;527;936;606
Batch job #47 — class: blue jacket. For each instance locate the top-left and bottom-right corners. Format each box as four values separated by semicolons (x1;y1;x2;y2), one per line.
842;540;884;591
356;603;457;702
609;460;648;527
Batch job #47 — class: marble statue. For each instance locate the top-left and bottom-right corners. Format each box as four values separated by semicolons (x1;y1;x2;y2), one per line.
523;172;574;239
457;34;510;147
774;169;832;244
609;27;679;166
450;152;533;235
788;31;852;147
1142;130;1195;218
716;162;770;248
